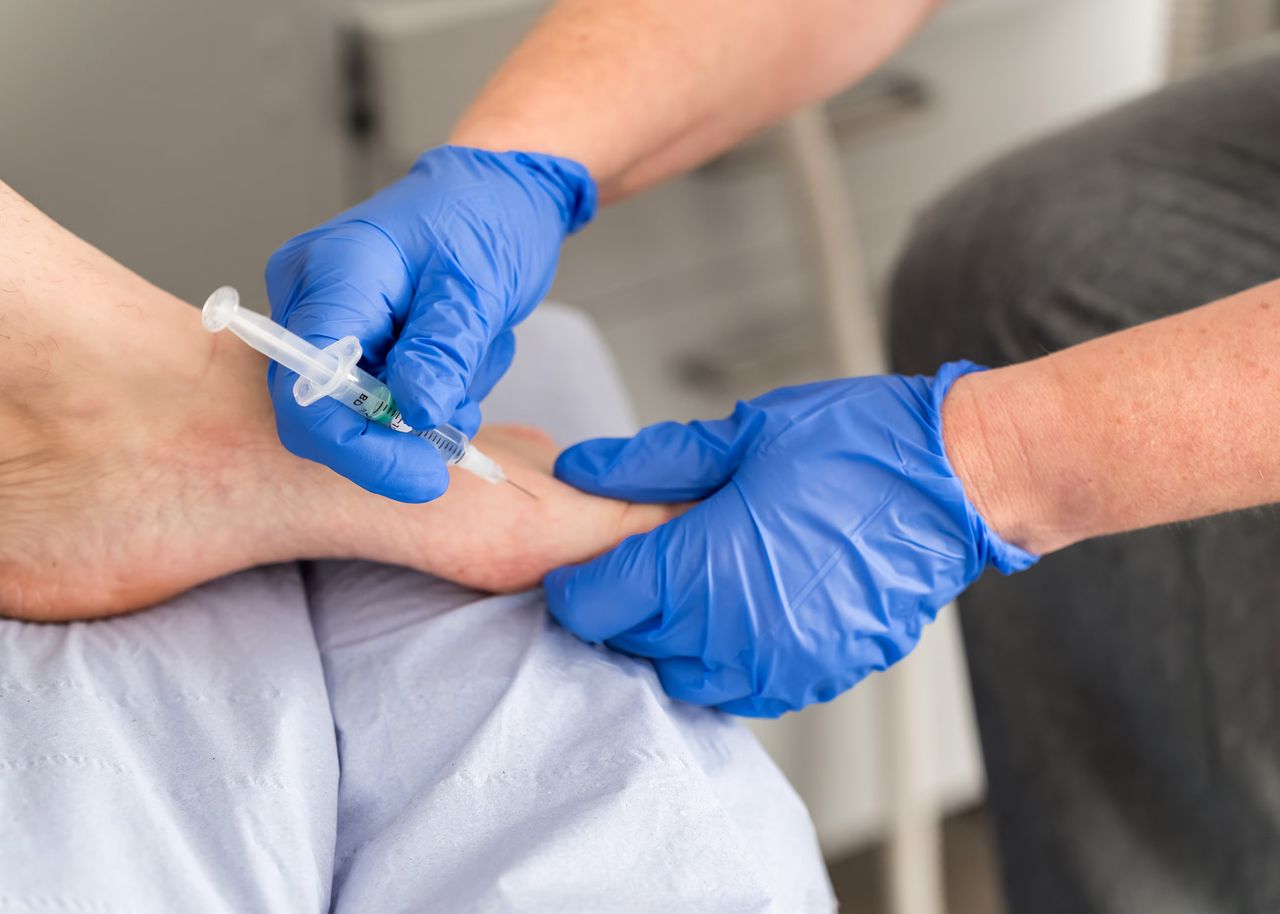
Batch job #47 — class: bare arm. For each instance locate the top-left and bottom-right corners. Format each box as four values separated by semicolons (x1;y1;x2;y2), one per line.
946;280;1280;555
451;0;941;201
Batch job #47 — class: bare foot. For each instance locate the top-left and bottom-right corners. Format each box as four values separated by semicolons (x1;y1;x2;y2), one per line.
0;182;676;621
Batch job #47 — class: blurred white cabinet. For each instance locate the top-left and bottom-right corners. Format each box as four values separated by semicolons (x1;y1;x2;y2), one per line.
0;0;348;304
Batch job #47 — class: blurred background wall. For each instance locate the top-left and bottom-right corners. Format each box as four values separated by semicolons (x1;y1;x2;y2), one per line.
3;0;1276;897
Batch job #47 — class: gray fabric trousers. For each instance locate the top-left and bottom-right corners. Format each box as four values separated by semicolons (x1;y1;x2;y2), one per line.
889;48;1280;914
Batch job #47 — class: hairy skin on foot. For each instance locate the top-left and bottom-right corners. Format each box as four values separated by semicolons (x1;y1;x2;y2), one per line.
0;182;676;621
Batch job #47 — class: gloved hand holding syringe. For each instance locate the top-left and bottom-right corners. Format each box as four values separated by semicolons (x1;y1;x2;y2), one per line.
202;286;534;498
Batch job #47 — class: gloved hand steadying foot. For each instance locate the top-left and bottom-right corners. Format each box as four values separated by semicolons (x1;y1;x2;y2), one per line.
543;361;1037;717
265;145;595;502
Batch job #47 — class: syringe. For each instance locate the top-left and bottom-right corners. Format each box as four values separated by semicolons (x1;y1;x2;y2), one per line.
202;286;534;497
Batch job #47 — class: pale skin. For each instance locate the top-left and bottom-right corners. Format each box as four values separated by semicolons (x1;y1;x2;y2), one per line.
451;0;1280;556
0;180;676;622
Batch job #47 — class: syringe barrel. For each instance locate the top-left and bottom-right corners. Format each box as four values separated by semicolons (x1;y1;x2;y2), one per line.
291;340;472;466
332;365;398;424
409;424;470;464
380;400;470;464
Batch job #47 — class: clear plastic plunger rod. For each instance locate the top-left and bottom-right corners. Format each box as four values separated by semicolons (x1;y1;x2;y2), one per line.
201;286;531;495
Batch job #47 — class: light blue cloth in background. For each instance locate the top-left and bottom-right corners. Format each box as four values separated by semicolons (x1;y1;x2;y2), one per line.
0;306;834;912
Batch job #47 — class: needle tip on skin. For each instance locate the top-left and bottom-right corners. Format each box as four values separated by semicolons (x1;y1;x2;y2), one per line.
505;478;539;500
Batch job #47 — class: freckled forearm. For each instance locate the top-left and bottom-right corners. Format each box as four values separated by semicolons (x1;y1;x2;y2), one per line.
943;278;1280;555
449;0;940;201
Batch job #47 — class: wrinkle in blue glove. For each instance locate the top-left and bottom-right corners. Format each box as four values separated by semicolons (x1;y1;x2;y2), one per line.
543;362;1037;717
265;146;596;502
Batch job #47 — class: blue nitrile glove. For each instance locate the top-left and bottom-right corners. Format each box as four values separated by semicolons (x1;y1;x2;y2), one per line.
543;361;1037;717
265;145;596;502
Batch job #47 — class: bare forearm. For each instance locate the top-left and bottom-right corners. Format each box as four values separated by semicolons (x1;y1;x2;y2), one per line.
451;0;939;201
946;279;1280;555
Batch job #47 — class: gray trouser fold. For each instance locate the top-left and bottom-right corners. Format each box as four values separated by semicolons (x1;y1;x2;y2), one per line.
889;48;1280;914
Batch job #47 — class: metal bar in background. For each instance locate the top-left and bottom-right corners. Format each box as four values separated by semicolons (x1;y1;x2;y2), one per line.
1167;0;1280;78
780;105;947;914
1167;0;1220;77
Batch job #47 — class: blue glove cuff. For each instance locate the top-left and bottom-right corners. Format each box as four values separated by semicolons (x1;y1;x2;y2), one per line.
515;150;598;234
932;360;1040;576
432;145;598;234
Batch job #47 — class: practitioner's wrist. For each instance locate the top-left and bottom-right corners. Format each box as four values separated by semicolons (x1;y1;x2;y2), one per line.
941;361;1089;557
